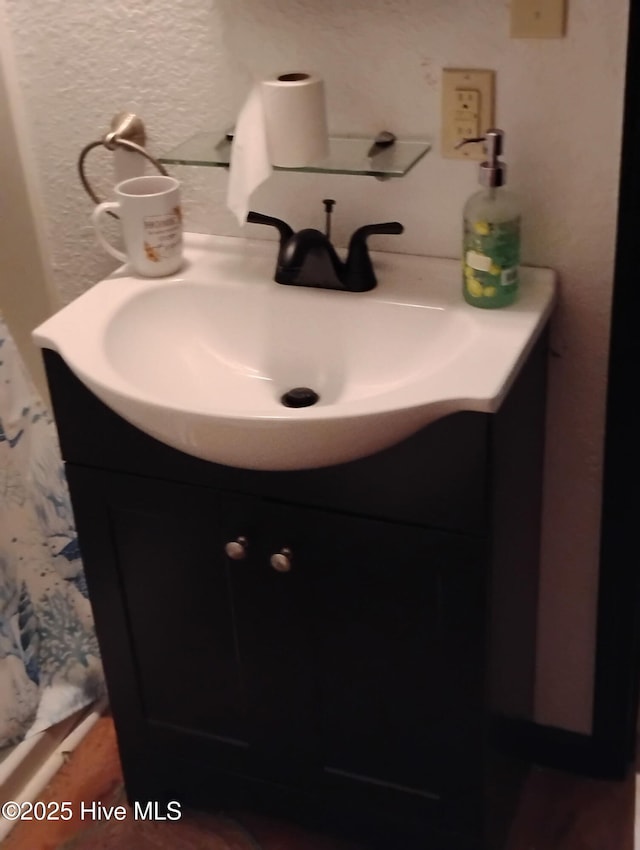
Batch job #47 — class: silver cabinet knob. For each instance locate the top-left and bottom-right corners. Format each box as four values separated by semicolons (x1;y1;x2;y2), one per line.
270;547;292;572
224;536;248;560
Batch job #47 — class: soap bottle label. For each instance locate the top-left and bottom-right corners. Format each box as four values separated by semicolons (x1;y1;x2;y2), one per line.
463;218;520;307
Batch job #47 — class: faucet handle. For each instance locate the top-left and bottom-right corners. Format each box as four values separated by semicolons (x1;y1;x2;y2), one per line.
246;211;294;244
345;221;404;292
350;221;404;239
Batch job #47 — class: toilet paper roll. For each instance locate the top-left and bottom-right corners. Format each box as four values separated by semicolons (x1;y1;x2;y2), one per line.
261;72;329;168
227;72;329;225
227;85;272;226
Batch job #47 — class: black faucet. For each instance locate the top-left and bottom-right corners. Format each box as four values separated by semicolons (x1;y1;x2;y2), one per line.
246;201;404;292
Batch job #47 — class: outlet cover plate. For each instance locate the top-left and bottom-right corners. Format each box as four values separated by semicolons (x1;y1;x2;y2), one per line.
511;0;566;38
441;69;495;161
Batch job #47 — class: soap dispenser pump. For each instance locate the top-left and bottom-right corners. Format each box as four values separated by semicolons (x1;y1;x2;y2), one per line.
458;129;520;308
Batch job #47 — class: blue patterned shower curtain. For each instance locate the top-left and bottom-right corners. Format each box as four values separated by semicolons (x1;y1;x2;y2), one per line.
0;315;104;749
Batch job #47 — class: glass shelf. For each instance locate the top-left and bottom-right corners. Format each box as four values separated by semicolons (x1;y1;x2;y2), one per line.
159;131;431;178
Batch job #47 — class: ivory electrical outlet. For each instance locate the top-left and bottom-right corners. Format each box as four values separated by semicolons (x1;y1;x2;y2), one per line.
511;0;566;38
441;69;495;161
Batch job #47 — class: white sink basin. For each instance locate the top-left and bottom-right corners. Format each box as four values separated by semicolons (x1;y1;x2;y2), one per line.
33;233;555;470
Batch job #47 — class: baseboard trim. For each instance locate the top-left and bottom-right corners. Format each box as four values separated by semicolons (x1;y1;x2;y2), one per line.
492;717;633;780
0;699;107;843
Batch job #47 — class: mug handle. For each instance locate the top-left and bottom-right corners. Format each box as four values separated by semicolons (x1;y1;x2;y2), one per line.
91;201;127;262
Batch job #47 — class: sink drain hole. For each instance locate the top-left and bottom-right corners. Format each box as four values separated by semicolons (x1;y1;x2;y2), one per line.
281;387;320;408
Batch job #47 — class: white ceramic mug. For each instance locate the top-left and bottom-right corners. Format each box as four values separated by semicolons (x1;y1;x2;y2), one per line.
91;175;183;277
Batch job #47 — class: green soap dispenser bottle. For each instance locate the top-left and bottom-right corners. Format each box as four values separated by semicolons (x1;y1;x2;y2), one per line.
459;129;520;308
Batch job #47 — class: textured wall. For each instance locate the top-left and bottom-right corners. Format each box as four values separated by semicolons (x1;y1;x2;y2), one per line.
3;0;629;732
0;4;56;399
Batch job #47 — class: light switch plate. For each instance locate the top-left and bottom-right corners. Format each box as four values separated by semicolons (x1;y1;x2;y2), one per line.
441;69;495;161
511;0;566;38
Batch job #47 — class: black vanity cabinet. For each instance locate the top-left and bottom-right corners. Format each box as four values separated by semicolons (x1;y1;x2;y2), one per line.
43;334;547;850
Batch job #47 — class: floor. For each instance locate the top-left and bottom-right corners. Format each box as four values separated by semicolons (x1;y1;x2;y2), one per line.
2;714;636;850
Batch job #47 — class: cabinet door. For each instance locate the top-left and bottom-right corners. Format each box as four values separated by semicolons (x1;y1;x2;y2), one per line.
66;467;260;776
258;500;487;805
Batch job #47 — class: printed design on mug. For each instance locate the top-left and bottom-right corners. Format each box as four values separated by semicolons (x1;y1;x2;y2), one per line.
143;207;182;263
